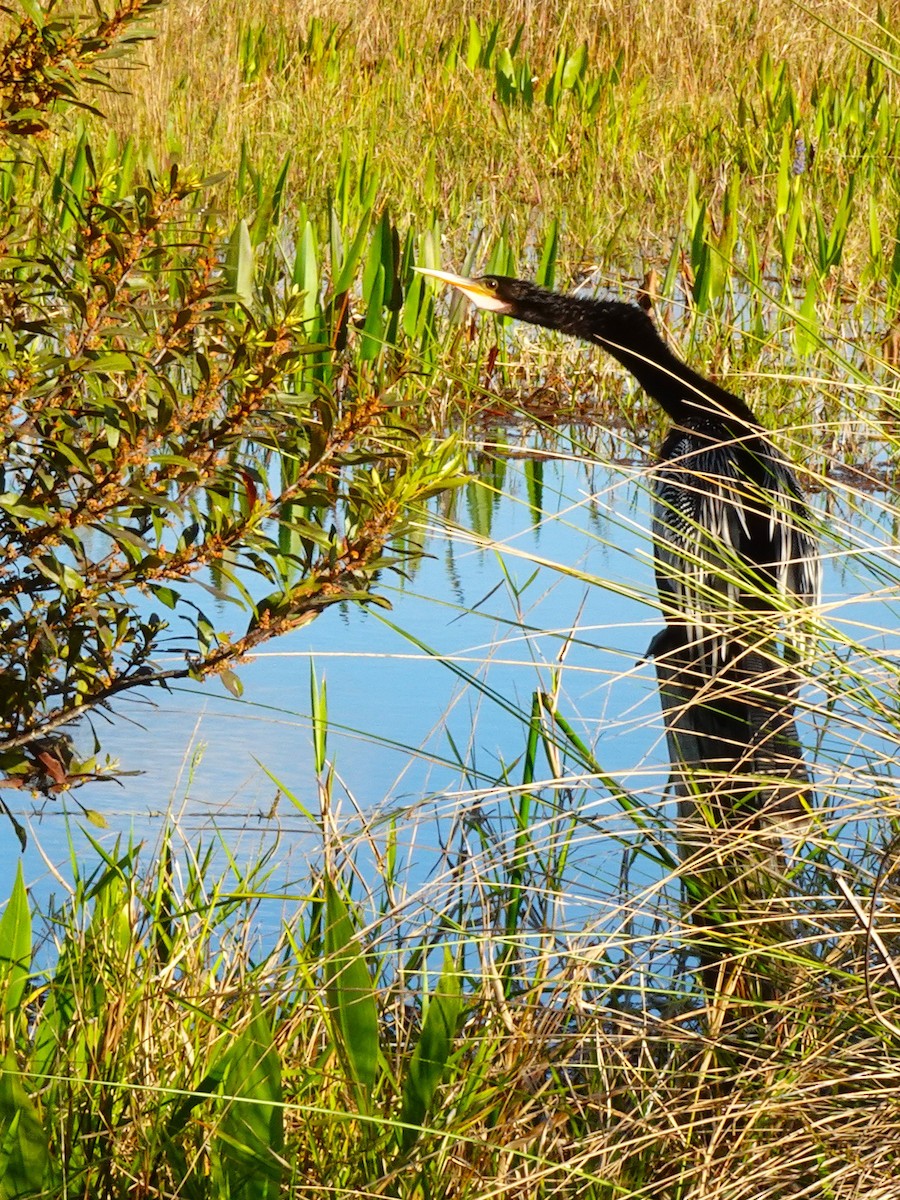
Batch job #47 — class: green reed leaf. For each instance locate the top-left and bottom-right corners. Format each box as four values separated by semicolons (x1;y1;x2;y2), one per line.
0;866;30;1018
324;879;379;1109
398;949;461;1150
214;1004;284;1200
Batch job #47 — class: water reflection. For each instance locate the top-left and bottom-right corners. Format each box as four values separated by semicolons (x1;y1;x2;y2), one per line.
8;442;900;950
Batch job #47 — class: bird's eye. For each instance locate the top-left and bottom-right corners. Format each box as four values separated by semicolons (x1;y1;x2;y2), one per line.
483;277;499;291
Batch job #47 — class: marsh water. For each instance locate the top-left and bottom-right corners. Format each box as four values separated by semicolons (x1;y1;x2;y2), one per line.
8;433;900;935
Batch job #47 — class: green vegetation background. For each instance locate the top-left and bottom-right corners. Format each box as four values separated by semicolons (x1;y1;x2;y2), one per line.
2;2;900;1197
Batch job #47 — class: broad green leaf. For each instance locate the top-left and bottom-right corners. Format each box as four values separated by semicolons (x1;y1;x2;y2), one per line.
293;220;319;323
219;669;244;699
794;277;819;358
0;865;30;1017
323;879;379;1107
465;17;481;70
225;219;256;305
359;264;385;361
495;47;515;94
561;44;587;89
399;950;461;1150
214;1004;284;1200
0;1051;47;1199
83;353;133;374
149;586;179;610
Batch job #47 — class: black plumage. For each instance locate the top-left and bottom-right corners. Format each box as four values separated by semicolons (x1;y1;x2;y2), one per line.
418;270;819;823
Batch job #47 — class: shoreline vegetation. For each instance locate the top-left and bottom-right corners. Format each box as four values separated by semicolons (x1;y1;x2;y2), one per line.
99;0;900;480
2;1;900;1196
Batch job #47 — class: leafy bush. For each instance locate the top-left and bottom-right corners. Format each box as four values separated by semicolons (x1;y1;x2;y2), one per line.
0;0;459;833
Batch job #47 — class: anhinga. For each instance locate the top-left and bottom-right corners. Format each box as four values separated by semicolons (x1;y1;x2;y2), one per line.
417;269;819;824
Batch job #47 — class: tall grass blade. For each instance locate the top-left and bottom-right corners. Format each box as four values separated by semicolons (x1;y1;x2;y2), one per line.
310;662;327;775
332;210;373;298
323;879;379;1110
270;153;291;226
398;950;461;1151
889;210;900;314
537;218;559;290
0;865;30;1019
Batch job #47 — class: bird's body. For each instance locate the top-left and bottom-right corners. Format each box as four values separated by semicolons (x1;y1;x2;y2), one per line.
650;408;818;662
417;269;819;824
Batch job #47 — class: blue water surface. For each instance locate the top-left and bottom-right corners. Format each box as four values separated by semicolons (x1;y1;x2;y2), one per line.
6;442;900;960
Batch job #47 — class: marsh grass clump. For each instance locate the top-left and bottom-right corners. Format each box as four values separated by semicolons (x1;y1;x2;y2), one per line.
95;0;900;284
2;788;899;1198
26;0;900;469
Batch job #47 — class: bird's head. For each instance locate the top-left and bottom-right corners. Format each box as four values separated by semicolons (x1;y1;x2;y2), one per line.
414;268;541;315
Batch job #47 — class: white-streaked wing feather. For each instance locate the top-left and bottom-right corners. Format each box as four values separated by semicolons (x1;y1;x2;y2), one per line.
651;432;818;662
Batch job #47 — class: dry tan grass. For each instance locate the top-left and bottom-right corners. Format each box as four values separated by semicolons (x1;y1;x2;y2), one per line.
93;0;889;251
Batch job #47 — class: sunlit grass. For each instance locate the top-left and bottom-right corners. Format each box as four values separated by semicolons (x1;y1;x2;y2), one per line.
33;0;896;446
9;437;900;1196
4;0;900;1195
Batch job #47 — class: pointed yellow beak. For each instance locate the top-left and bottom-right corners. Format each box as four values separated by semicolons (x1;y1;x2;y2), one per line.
413;267;511;313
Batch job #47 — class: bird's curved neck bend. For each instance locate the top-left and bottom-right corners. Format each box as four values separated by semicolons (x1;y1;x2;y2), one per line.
516;291;757;427
607;340;755;429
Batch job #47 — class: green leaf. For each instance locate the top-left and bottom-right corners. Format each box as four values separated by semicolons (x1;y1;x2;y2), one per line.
561;44;587;90
536;218;558;290
0;1051;47;1199
293;220;319;323
398;950;461;1150
149;585;179;610
310;663;327;774
225;219;256;305
16;0;45;29
270;151;291;225
794;276;819;358
359;264;385;360
83;353;133;374
776;127;793;218
465;17;482;70
213;1004;284;1200
332;210;373;296
323;879;379;1109
219;669;244;699
0;865;31;1018
166;1061;226;1136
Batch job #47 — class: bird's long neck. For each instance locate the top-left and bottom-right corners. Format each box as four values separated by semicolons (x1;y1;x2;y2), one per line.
595;326;755;429
513;291;758;428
